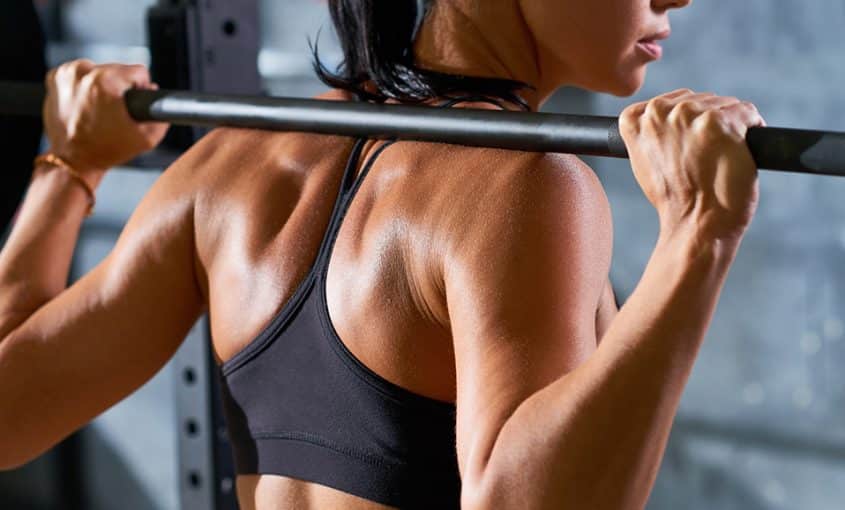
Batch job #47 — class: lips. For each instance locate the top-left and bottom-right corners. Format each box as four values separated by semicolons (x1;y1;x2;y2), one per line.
637;29;670;60
637;41;663;60
640;28;672;43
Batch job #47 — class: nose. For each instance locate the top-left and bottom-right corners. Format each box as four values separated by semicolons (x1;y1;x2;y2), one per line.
652;0;692;10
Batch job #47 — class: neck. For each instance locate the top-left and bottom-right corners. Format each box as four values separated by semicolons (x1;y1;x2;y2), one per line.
413;1;562;111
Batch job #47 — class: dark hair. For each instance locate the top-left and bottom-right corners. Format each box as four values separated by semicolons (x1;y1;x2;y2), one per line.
312;0;532;108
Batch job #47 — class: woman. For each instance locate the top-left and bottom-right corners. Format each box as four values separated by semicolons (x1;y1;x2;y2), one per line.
0;0;765;509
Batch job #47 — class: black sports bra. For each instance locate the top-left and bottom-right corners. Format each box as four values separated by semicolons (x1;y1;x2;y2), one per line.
218;96;506;508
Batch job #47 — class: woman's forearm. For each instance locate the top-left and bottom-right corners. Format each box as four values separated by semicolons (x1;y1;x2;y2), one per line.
0;164;100;340
469;225;742;510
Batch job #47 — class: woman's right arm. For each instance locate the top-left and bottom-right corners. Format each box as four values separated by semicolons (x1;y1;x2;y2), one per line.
0;61;203;470
452;90;765;510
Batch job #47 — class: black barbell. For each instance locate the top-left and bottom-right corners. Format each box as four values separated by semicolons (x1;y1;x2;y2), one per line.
2;81;844;177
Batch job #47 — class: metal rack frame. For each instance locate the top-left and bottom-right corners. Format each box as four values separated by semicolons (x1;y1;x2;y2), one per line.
149;1;261;509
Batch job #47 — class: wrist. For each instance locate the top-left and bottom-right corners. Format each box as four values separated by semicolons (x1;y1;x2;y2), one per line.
656;221;742;270
43;145;107;183
34;163;105;190
33;154;103;216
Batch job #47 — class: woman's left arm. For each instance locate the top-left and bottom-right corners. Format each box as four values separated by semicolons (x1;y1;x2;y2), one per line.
0;61;205;469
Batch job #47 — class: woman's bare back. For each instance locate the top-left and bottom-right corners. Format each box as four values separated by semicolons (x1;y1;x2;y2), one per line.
188;92;617;509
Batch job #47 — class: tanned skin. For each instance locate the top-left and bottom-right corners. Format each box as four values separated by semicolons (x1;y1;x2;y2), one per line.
0;0;770;509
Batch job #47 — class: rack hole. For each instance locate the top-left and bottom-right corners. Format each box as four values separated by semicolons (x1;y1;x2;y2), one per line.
182;367;196;385
186;419;199;437
222;19;237;37
188;471;202;489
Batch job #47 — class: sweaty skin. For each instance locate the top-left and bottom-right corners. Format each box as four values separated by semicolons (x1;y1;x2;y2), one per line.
0;91;616;510
205;107;619;510
0;0;774;509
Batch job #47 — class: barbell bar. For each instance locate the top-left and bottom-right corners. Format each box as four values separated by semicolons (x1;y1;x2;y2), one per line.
2;81;844;177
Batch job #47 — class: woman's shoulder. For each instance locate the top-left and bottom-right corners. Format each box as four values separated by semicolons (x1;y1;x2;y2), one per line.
169;118;352;189
425;145;610;228
405;142;613;273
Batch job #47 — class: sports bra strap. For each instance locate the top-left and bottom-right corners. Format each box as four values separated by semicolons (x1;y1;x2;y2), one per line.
312;94;508;268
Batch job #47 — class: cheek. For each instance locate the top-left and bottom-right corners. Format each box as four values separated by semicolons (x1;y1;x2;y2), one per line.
527;2;639;68
593;3;643;63
569;4;649;93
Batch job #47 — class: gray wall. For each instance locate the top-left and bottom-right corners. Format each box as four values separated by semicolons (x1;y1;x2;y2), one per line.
1;1;843;509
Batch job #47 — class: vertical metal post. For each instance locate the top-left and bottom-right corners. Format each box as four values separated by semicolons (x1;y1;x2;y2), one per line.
149;1;261;509
173;318;215;510
190;0;262;96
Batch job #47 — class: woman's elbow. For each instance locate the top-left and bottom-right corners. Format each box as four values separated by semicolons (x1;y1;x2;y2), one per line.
0;418;45;472
0;446;36;472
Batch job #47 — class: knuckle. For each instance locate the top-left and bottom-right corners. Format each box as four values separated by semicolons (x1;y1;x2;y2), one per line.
666;110;688;128
105;66;126;83
645;97;670;117
670;87;694;96
135;67;152;84
694;110;730;137
52;61;85;90
56;62;74;80
618;117;636;138
699;109;722;125
741;100;759;112
621;102;641;117
652;97;670;109
58;59;91;87
83;69;111;96
619;107;636;124
114;64;148;84
619;104;644;134
619;121;637;139
88;69;106;87
69;59;92;78
667;99;701;126
674;100;698;115
701;109;724;123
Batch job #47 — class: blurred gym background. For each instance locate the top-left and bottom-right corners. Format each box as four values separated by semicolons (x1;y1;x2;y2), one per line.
1;1;844;509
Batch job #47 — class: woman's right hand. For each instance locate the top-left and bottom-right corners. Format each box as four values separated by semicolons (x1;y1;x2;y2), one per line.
619;89;766;242
43;59;169;181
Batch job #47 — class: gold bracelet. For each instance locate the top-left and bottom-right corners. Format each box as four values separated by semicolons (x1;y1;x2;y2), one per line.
33;154;96;217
